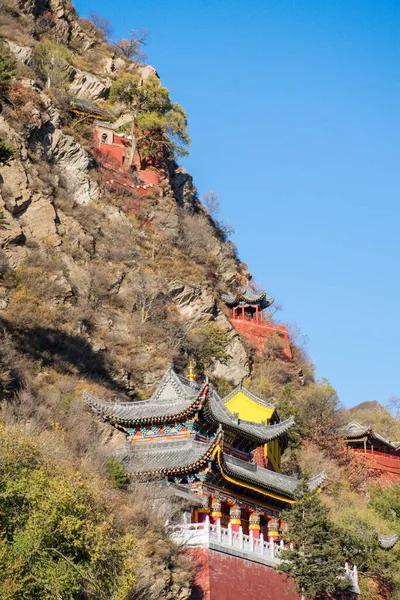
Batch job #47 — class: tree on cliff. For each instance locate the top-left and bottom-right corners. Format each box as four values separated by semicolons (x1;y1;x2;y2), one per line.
0;44;16;92
279;481;352;600
33;40;72;90
109;74;190;169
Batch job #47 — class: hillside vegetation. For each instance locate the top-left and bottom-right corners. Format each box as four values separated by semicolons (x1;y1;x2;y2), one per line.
0;0;400;598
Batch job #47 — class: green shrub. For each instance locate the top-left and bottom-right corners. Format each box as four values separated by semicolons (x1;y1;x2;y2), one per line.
191;321;230;371
0;137;16;163
106;456;129;488
0;44;16;90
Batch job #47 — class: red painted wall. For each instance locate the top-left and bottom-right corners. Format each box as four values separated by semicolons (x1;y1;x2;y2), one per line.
352;449;400;482
93;131;161;193
231;318;292;359
188;548;301;600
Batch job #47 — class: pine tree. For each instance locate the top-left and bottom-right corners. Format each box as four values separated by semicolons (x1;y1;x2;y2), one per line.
279;481;352;600
109;74;190;169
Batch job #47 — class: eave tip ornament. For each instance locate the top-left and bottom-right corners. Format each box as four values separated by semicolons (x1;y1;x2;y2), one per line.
187;361;196;382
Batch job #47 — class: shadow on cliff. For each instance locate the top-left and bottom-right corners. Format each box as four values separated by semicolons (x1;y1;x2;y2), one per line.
0;317;124;392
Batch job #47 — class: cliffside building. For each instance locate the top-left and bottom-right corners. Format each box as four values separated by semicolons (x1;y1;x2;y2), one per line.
222;284;292;358
343;422;400;481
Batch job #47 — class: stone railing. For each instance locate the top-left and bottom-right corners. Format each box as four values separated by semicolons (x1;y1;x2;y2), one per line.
170;517;285;566
170;517;360;594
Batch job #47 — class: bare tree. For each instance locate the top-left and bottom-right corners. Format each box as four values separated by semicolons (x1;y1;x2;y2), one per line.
131;271;165;323
89;12;113;41
114;29;149;62
201;191;234;240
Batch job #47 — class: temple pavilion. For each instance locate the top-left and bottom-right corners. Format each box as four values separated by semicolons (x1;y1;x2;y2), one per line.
222;284;274;322
84;367;325;542
222;283;292;358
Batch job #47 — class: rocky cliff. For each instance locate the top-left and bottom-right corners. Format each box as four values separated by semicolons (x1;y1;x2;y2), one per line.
0;0;252;404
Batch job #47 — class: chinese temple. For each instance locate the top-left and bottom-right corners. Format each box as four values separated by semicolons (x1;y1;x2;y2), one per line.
222;284;292;358
84;367;330;600
93;121;161;194
342;422;400;482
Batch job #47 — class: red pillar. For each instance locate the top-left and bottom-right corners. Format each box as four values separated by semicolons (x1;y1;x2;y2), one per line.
198;507;210;526
241;305;245;320
249;512;261;539
229;505;242;533
210;498;222;525
267;518;280;544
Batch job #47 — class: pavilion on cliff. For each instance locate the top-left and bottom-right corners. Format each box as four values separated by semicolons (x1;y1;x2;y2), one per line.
222;284;292;358
342;421;400;481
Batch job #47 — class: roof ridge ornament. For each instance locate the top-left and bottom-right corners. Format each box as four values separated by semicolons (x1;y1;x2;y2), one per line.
187;361;195;382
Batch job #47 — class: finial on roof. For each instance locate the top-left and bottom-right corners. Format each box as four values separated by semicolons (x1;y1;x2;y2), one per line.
187;361;195;382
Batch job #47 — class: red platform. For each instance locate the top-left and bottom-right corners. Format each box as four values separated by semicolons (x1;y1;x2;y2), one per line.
188;548;301;600
231;316;292;359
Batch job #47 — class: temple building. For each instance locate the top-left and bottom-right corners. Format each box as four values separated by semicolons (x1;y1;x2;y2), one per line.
342;422;400;481
84;369;366;600
84;367;324;531
222;284;292;358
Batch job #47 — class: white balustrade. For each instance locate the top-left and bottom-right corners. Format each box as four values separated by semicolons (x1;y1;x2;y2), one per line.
170;518;283;565
170;521;360;594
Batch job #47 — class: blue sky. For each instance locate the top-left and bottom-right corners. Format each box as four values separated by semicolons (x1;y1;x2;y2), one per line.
74;0;399;409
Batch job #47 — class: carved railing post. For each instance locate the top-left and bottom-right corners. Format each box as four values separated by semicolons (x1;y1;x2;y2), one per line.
228;522;233;546
239;525;244;550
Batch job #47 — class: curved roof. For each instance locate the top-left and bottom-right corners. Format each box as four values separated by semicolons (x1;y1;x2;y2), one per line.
222;284;274;309
378;534;398;550
206;389;294;445
84;368;206;424
341;422;400;452
114;431;221;475
112;432;325;502
218;451;326;500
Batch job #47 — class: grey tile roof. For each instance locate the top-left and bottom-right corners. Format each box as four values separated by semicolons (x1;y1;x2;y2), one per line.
222;285;274;309
68;97;114;120
341;422;399;451
84;368;205;422
113;433;325;500
220;453;326;499
207;389;294;444
378;534;398;550
113;434;219;475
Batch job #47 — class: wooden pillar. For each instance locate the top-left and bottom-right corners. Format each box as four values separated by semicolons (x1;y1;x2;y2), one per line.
229;505;241;532
249;512;261;539
267;518;280;544
210;497;222;525
241;304;245;319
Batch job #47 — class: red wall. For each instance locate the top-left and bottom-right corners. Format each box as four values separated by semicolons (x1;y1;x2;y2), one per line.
231;318;292;359
93;131;161;192
188;548;301;600
353;449;400;482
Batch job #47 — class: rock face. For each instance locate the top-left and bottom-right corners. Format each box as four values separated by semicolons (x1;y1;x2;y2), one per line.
68;67;110;100
170;282;249;383
43;129;99;204
0;0;251;390
22;197;60;245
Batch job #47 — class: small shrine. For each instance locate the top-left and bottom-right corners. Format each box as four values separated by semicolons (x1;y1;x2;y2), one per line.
222;284;274;322
342;422;400;481
222;284;291;358
84;367;325;542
